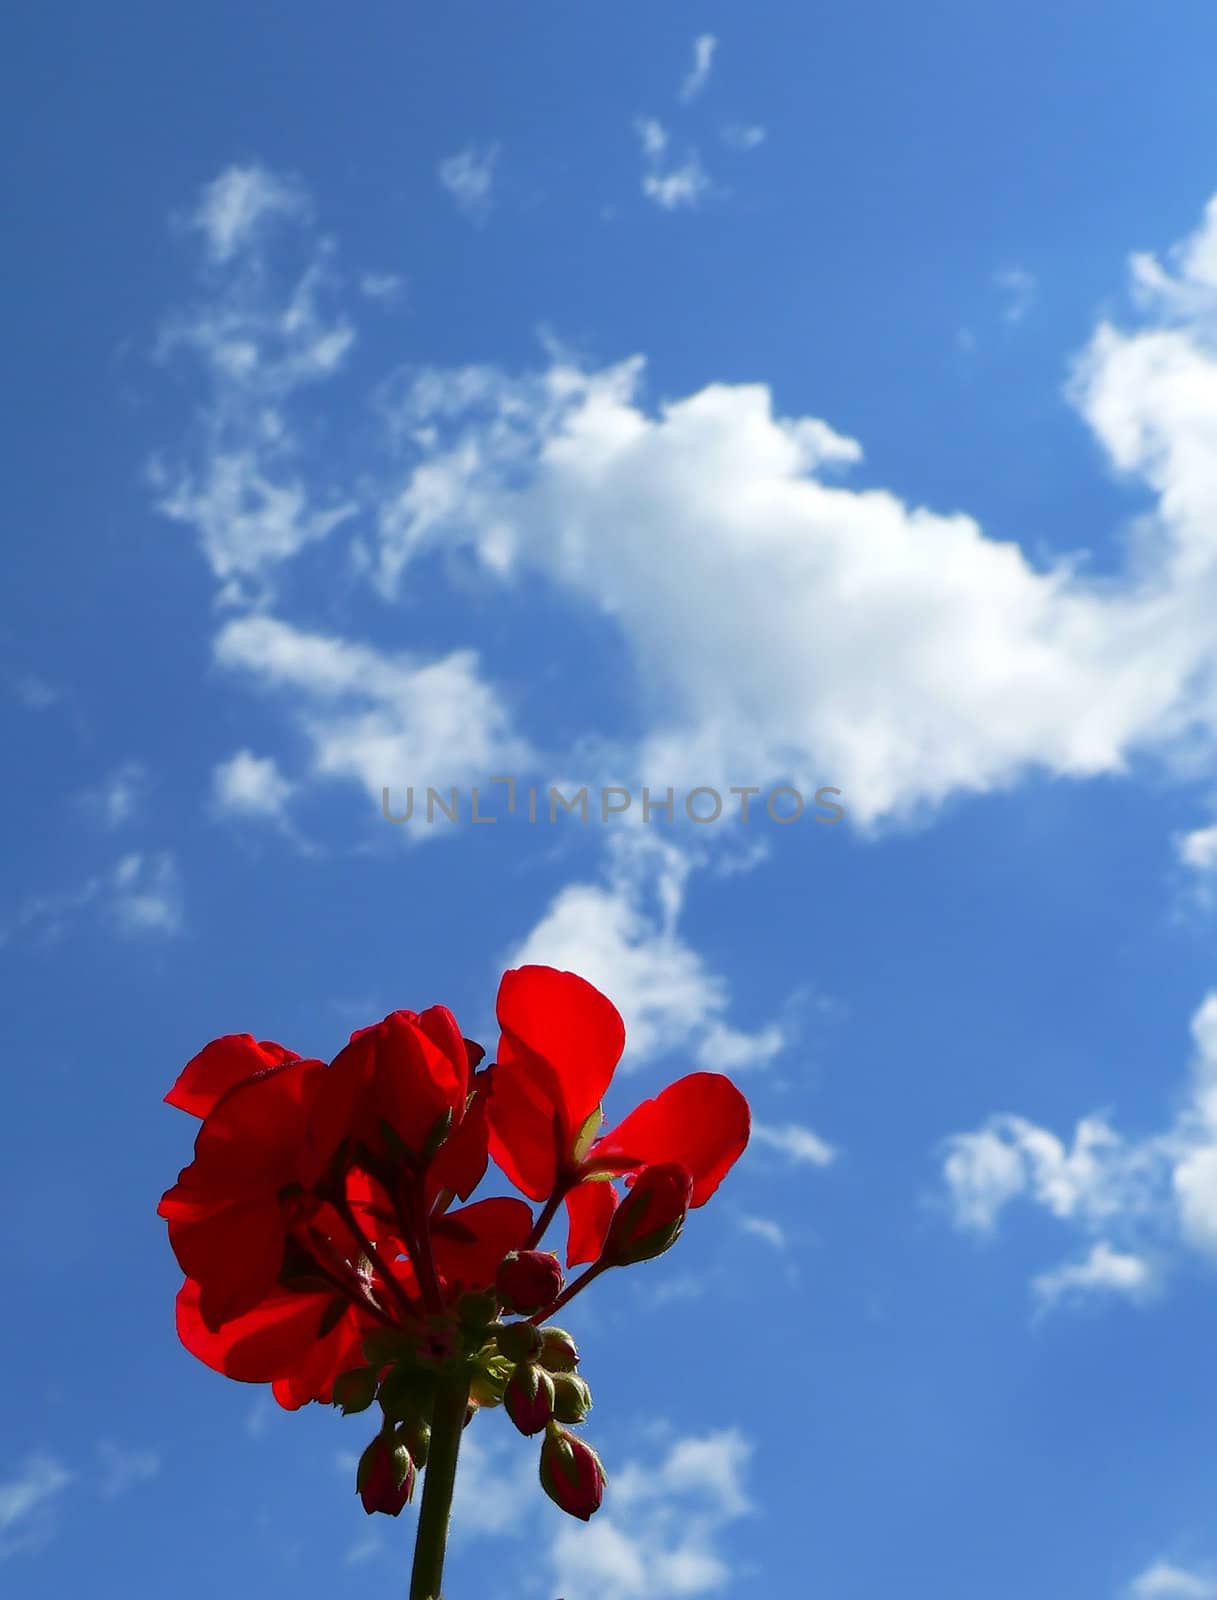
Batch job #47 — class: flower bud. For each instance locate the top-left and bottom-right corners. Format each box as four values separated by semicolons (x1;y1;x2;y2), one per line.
504;1362;556;1436
496;1250;564;1315
395;1415;430;1469
551;1371;592;1424
539;1424;606;1520
599;1163;693;1267
496;1320;544;1365
332;1365;379;1416
356;1433;416;1517
538;1326;580;1373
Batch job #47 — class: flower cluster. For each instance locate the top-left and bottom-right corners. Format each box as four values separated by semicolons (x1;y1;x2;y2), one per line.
158;964;750;1524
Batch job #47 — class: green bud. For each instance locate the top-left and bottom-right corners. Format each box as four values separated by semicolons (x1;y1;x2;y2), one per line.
496;1320;544;1365
538;1326;580;1373
551;1371;592;1424
457;1289;500;1330
395;1416;431;1469
332;1366;379;1416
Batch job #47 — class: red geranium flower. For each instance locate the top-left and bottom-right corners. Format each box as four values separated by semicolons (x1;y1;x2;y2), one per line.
487;966;751;1265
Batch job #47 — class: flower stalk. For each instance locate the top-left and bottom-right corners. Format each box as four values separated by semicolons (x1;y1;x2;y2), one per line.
407;1371;471;1600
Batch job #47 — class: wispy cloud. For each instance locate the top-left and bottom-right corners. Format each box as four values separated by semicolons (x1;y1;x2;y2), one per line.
678;34;718;103
96;1442;160;1499
995;265;1037;323
1130;1562;1217;1598
1031;1242;1157;1315
437;144;500;224
721;122;766;151
739;1215;786;1250
634;118;711;211
0;1455;73;1562
752;1121;837;1167
186;165;310;266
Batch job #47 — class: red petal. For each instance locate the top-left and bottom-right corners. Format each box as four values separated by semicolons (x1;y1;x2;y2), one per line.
428;1087;490;1204
486;1058;564;1201
168;1201;288;1331
165;1036;300;1118
176;1279;337;1383
189;1059;326;1191
431;1197;535;1293
415;1005;472;1104
594;1073;750;1206
563;1181;619;1268
496;966;624;1144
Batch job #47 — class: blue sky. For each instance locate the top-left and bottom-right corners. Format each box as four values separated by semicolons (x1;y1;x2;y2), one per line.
7;3;1217;1596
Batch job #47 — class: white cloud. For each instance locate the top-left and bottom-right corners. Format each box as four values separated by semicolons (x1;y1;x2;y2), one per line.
1130;1563;1217;1599
1177;822;1217;874
0;1455;72;1561
1;853;183;947
941;990;1217;1302
96;1442;160;1499
751;1121;836;1167
720;123;766;151
188;165;309;265
739;1215;786;1250
83;761;148;828
212;750;294;820
634;119;711;211
359;272;405;305
995;265;1037;323
549;1429;751;1600
214;613;527;811
1031;1241;1157;1313
696;1019;785;1072
111;852;183;935
508;834;782;1068
1129;194;1217;320
450;1427;535;1539
635;118;669;161
679;35;717;103
437;145;500;223
155;177;1217;836
154;171;357;595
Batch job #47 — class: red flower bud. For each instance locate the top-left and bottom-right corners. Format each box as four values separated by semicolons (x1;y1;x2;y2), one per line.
356;1433;416;1517
496;1250;564;1315
539;1424;606;1520
504;1362;556;1436
599;1162;693;1267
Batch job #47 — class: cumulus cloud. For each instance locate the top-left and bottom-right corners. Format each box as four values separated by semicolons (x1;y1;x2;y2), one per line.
941;991;1217;1304
508;834;783;1068
154;174;1217;836
1031;1241;1157;1313
548;1429;752;1600
437;145;500;223
679;34;717;103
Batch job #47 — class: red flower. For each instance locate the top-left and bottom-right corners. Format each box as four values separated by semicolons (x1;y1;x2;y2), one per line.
309;1008;487;1197
175;1277;369;1409
487;967;750;1265
158;1056;332;1331
488;967;624;1200
164;1034;301;1118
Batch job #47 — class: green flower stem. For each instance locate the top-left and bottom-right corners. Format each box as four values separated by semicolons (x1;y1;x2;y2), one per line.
408;1372;471;1600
